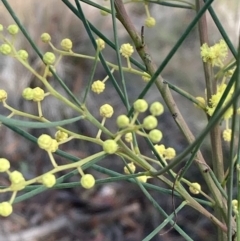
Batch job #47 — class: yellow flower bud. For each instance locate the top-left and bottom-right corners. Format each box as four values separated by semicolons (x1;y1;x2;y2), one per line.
100;104;114;118
9;170;25;184
133;99;148;113
0;89;7;102
120;43;134;58
154;144;165;156
189;182;201;194
194;97;206;109
32;87;45;102
149;102;164;116
142;72;151;82
60;38;73;51
22;87;33;100
232;199;238;211
124;162;136;174
7;24;19;35
143;115;158;130
102;140;118;154
38;134;53;151
96;38;105;50
9;171;26;191
55;130;68;142
148;129;163;143
0;202;13;217
18;50;28;61
0;158;10;172
41;33;51;43
43;52;56;65
38;134;58;152
223;129;232;142
145;17;156;28
91;80;105;94
223;107;233;119
116;115;130;128
49;139;59;152
137;175;148;183
80;174;95;189
0;44;12;55
41;173;56;188
124;133;133;143
164;147;176;160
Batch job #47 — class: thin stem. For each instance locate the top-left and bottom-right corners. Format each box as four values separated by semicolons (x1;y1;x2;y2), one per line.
110;0;130;110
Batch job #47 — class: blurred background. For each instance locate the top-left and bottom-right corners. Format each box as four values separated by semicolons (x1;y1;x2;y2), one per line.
0;0;239;240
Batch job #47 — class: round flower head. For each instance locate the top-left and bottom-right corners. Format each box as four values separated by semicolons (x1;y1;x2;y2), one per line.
96;38;105;51
137;174;148;183
49;139;59;152
81;174;95;189
0;158;10;172
0;44;12;55
41;173;56;188
145;17;156;28
0;202;13;217
133;99;148;113
124;162;136;174
91;80;105;94
38;134;53;151
116;115;130;128
149;129;163;143
164;147;176;160
18;50;28;61
189;182;201;194
61;38;73;51
142;72;151;82
232;199;238;211
120;43;134;58
43;52;56;65
150;102;164;116
55;130;68;142
7;24;19;35
194;97;206;109
22;87;33;100
32;87;45;102
143;115;158;130
9;171;25;184
200;43;213;64
223;129;232;142
100;104;114;118
125;133;133;143
102;139;118;154
223;107;233;120
9;170;26;191
41;33;51;43
0;89;7;102
200;40;228;67
154;144;165;156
